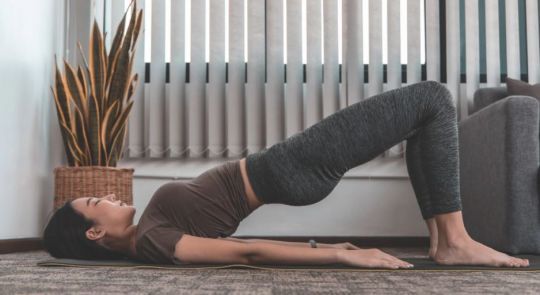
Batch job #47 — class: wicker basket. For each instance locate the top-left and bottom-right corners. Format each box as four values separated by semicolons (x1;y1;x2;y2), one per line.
53;166;135;210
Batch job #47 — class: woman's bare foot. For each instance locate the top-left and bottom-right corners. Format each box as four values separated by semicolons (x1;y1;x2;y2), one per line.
428;241;438;260
425;218;438;259
434;235;529;267
432;210;529;267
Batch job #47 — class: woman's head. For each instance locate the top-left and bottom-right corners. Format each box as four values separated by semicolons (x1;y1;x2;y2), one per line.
42;194;136;260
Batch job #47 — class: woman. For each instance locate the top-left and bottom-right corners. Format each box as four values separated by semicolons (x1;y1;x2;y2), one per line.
43;81;529;269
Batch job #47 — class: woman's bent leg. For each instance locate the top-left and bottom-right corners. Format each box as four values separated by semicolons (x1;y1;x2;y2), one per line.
245;80;461;215
245;80;530;267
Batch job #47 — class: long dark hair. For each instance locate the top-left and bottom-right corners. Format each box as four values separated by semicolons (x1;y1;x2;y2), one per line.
42;201;129;260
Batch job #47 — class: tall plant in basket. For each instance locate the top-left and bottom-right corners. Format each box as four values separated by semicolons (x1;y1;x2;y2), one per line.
51;0;143;209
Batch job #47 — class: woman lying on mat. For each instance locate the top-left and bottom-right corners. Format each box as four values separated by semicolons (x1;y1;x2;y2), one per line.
43;81;529;269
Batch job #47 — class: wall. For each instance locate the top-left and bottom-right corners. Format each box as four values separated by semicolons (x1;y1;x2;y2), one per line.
0;0;66;239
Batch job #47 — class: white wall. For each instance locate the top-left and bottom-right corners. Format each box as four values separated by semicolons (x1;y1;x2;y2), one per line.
0;0;66;239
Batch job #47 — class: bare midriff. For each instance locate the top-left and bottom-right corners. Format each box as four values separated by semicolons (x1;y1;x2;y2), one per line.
239;158;264;212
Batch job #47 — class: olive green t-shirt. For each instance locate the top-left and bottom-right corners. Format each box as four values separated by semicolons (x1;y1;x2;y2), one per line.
134;160;251;265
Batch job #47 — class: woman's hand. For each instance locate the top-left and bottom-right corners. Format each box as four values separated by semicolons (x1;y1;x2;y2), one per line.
336;248;414;269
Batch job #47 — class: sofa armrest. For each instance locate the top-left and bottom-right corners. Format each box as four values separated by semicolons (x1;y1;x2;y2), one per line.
472;87;508;114
458;95;540;253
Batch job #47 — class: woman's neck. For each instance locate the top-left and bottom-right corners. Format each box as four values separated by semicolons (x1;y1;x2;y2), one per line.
105;224;138;258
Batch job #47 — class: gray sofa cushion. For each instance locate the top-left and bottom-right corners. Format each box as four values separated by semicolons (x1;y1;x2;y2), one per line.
506;77;540;100
472;87;508;114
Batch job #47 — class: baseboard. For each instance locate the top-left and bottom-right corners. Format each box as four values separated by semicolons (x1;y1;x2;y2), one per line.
0;236;429;254
0;238;43;254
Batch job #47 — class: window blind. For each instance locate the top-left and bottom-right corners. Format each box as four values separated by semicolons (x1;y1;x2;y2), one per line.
96;0;540;161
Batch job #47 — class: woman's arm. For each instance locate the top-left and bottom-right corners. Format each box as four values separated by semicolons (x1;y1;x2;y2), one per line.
219;237;355;250
175;234;252;264
248;241;341;265
175;234;341;265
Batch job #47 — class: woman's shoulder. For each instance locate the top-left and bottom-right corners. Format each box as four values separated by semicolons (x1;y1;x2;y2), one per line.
135;225;186;265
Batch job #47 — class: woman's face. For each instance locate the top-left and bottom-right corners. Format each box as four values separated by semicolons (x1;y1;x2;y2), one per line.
71;194;136;242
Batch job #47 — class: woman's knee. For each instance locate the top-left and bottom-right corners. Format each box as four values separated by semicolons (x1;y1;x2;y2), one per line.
417;80;456;114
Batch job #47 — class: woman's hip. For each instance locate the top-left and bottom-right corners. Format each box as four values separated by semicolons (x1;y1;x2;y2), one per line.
246;148;342;206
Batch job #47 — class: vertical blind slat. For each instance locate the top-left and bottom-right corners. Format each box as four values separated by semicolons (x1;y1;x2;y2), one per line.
148;0;166;157
246;0;266;151
505;0;520;80
188;0;207;157
445;0;461;119
169;0;187;157
94;0;105;35
305;0;323;128
485;0;500;86
368;0;383;97
526;0;540;83
112;0;125;34
340;0;348;109
113;0;125;46
426;0;440;81
344;0;363;105
111;0;131;158
104;0;111;49
208;0;227;157
465;0;479;103
323;0;340;118
266;0;285;146
407;0;421;84
285;0;304;137
227;0;246;157
127;0;146;158
104;0;124;50
387;0;401;90
386;0;404;158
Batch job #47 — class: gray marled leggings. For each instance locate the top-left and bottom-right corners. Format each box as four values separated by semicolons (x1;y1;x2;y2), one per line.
245;81;462;220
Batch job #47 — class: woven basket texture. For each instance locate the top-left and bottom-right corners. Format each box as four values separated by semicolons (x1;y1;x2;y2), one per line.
53;166;134;210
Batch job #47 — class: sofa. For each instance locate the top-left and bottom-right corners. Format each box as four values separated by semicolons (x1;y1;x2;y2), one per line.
458;86;540;254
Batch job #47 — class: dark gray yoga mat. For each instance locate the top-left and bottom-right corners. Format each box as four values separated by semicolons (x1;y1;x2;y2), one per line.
37;255;540;271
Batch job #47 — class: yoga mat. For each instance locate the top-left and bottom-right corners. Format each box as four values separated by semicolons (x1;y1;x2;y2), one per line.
37;255;540;272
